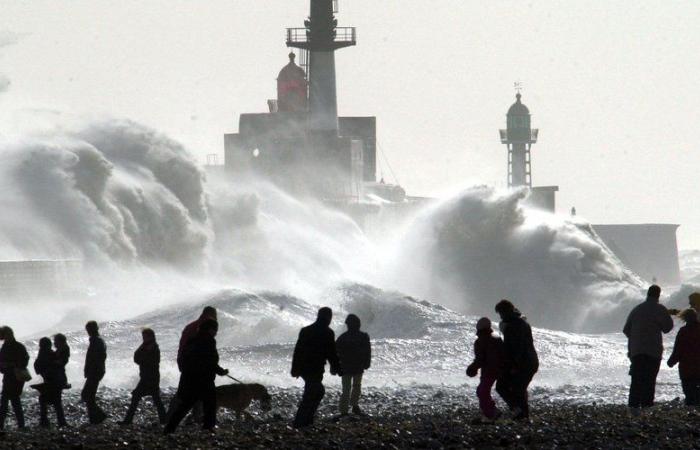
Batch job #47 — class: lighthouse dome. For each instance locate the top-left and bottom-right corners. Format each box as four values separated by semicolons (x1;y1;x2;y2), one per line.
507;92;530;116
277;53;308;112
278;52;306;82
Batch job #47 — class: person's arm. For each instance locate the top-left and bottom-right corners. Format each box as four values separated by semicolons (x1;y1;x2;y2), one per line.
327;330;342;376
20;345;29;369
659;306;674;334
291;330;304;378
668;330;681;367
364;334;371;370
623;312;632;338
133;345;143;365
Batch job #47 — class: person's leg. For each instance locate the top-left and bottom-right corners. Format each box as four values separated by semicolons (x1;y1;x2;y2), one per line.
54;393;67;427
293;378;324;428
476;375;497;419
82;377;99;423
628;356;642;409
350;373;363;413
201;388;217;431
495;377;514;410
339;375;351;415
122;392;142;424
0;390;8;430
39;398;50;427
10;391;24;428
152;391;168;424
164;394;195;434
640;356;661;408
509;372;528;419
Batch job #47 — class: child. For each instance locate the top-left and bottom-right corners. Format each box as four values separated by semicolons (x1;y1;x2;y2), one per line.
466;317;504;421
668;309;700;406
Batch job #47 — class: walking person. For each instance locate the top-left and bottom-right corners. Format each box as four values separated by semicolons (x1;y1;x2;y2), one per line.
33;337;67;427
120;328;167;425
82;321;108;424
164;319;229;434
623;285;674;416
291;307;342;428
0;326;29;430
667;308;700;406
336;314;371;416
466;317;505;421
494;300;539;421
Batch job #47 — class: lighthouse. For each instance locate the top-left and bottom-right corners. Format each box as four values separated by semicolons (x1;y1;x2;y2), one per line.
499;91;558;210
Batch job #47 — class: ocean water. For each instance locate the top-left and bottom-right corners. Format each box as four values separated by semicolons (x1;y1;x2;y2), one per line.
0;117;695;404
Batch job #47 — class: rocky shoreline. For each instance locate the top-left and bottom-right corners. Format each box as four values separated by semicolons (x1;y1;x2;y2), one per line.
0;386;697;449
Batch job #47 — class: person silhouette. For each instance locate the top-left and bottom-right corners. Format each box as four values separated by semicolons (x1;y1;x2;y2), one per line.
667;308;700;406
120;328;167;425
164;319;229;434
0;326;29;430
336;314;371;415
82;321;108;425
623;285;674;416
33;337;67;428
466;317;505;421
494;300;538;420
291;307;342;428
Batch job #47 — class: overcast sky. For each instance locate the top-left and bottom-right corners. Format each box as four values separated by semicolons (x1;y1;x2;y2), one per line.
0;0;698;249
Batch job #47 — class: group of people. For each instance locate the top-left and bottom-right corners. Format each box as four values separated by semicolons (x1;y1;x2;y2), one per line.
465;286;700;422
1;286;698;432
0;304;373;432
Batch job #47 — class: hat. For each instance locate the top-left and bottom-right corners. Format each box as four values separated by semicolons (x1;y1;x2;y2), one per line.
476;317;491;331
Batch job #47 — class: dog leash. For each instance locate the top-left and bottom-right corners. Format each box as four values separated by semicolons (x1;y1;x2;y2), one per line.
226;374;244;384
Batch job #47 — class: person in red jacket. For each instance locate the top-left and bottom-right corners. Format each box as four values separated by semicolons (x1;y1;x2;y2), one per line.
466;317;505;421
668;308;700;405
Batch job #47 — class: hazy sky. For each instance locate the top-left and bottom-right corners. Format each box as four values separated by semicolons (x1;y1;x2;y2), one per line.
0;1;698;249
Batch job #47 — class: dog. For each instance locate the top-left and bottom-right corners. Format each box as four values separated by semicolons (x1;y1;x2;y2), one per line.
215;383;272;420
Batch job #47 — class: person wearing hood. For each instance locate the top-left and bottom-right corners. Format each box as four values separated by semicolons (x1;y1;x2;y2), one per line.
291;307;342;428
689;292;700;313
623;285;674;415
164;319;229;434
668;308;700;406
0;326;29;430
494;300;538;420
120;328;167;425
466;317;505;421
33;337;68;428
335;314;371;416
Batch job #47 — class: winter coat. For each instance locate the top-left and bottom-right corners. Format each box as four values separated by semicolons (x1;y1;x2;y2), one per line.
500;311;539;375
134;342;161;390
468;330;505;379
34;348;62;386
291;321;341;381
336;330;371;375
623;297;674;359
177;317;208;370
668;321;700;379
55;345;70;388
179;331;226;394
0;340;29;395
84;335;106;379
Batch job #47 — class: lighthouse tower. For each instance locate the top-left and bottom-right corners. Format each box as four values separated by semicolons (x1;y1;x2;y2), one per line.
499;92;538;187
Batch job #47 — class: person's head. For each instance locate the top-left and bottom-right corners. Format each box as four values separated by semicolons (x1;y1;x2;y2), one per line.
345;314;361;332
476;317;492;333
0;326;15;341
39;337;52;351
647;285;661;301
85;321;99;337
142;328;155;343
689;292;700;311
201;306;217;321
495;299;515;319
316;307;332;326
53;333;67;349
680;308;698;324
199;318;218;337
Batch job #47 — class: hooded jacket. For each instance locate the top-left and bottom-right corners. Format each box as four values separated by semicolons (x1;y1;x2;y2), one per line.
134;342;161;389
291;320;341;380
668;320;700;379
499;310;539;374
623;296;674;359
84;335;106;379
336;327;371;376
468;329;505;379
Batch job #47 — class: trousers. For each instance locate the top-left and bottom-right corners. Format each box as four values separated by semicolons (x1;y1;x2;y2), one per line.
628;354;661;408
339;373;363;414
293;376;325;428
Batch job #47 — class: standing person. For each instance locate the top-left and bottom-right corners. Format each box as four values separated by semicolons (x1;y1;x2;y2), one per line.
335;314;371;416
0;326;29;430
82;321;108;425
164;319;229;434
466;317;505;421
494;300;539;421
667;309;700;406
623;285;674;416
291;307;342;428
33;337;67;428
120;328;167;425
53;333;70;391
